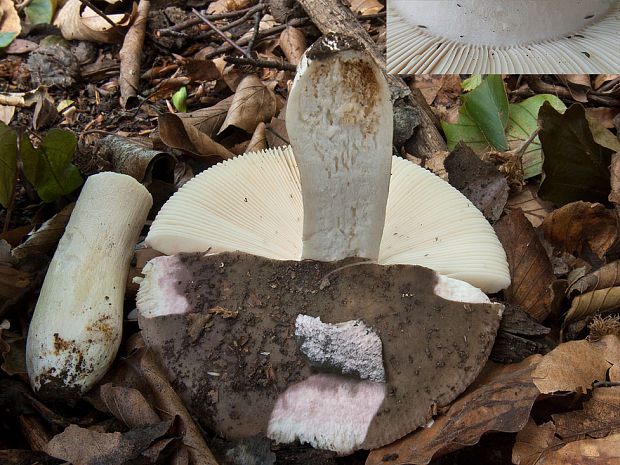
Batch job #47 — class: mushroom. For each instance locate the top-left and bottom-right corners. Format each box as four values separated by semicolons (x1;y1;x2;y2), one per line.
137;35;509;453
387;0;620;73
137;251;503;454
146;34;509;294
26;172;152;397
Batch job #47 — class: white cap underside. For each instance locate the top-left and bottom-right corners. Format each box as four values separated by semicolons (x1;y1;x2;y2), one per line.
146;148;510;293
387;2;620;74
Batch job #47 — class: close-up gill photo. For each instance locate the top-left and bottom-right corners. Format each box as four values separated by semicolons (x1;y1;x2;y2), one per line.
0;0;619;464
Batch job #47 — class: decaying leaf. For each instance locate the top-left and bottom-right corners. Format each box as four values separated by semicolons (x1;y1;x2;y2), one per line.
158;113;234;160
366;356;542;465
0;329;27;376
542;201;617;260
444;142;509;221
279;26;306;66
246;122;267;153
219;75;277;134
609;152;620;207
0;0;21;46
494;209;555;321
531;337;618;394
538;103;620;206
0;266;31;302
0;122;17;208
45;420;180;465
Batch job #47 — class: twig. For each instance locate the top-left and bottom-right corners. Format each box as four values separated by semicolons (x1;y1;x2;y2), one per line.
192;8;249;57
77;0;118;29
245;0;264;55
157;4;266;36
515;127;541;158
202;17;309;59
2;171;16;234
224;56;296;71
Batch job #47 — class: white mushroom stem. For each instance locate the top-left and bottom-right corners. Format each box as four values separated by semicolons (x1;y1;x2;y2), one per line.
26;172;152;396
286;35;393;262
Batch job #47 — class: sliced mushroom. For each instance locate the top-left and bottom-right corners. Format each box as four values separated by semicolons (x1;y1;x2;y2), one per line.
137;251;503;454
387;0;620;73
146;35;509;294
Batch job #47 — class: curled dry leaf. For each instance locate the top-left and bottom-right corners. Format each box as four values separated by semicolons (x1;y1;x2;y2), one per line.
54;0;134;43
568;261;620;295
505;184;554;228
531;337;619;394
177;96;233;138
0;0;21;38
219;74;277;134
279;26;306;66
159;113;234;160
542;201;617;260
119;0;150;109
366;356;542;465
494;209;555;321
609;152;620;206
565;287;620;327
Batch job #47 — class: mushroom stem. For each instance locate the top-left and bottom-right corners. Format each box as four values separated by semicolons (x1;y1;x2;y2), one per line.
26;172;152;397
286;34;393;262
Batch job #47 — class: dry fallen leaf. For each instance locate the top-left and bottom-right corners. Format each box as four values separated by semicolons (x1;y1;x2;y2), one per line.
505;184;554;228
54;0;134;43
246;121;267;153
0;0;20;40
609;152;620;207
366;356;542;465
219;75;277;134
531;337;617;394
159;113;234;160
565;287;620;327
542;201;617;260
100;384;161;428
177;95;233;137
568;261;620;295
279;26;306;66
494;209;556;321
349;0;384;16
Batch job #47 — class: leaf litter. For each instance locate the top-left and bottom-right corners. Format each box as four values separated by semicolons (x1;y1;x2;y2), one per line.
1;3;620;464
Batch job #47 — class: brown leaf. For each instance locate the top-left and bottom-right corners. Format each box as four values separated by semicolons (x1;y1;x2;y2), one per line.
45;420;176;465
219;75;277;134
366;356;542;465
444;142;509;221
556;75;591;103
609;152;620;206
0;0;21;36
422;150;450;181
593;75;620;91
0;329;26;376
542;201;617;260
494;209;555;321
568;261;620;295
349;0;383;15
505;184;554;228
0;266;32;302
512;418;561;465
159;113;234;159
178;96;233;138
587;107;620;129
184;58;220;82
100;384;161;428
566;287;620;326
11;203;75;263
266;116;289;148
53;0;132;43
246;121;267;153
279;26;306;66
532;337;616;394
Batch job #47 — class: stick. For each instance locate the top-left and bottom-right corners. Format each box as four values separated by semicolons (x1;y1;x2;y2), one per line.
119;0;150;109
192;8;249;57
224;56;296;71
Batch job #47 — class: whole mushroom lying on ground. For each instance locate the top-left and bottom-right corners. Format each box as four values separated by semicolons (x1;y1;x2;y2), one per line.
137;34;510;454
387;0;620;74
26;173;152;397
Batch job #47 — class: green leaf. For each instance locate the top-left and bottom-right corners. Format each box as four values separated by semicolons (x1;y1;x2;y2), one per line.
25;0;57;25
20;129;83;202
0;123;18;208
0;32;18;48
538;103;615;206
172;87;187;113
506;95;567;179
462;74;482;91
442;75;509;152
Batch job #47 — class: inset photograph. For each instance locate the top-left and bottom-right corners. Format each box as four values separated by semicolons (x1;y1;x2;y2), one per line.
387;0;620;74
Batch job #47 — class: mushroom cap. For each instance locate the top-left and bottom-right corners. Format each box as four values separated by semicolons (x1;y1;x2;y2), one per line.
137;251;503;454
146;147;510;293
387;0;620;73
